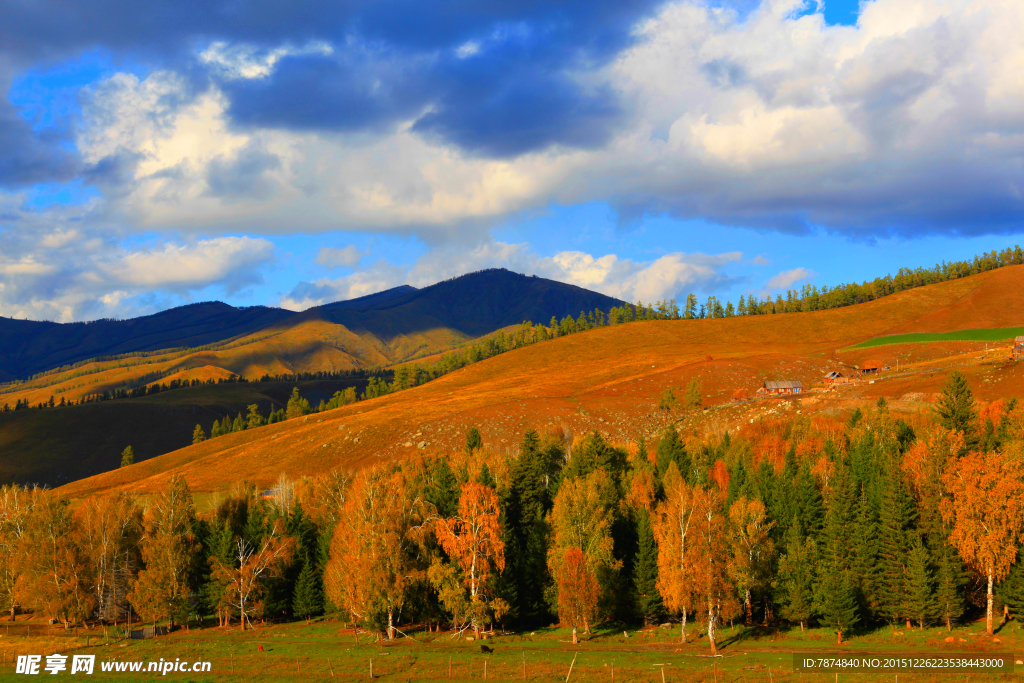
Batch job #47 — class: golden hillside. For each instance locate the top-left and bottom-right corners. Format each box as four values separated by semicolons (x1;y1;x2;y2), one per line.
56;264;1024;499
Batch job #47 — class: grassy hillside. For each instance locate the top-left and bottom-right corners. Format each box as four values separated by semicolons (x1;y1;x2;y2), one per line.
55;264;1024;499
852;325;1024;348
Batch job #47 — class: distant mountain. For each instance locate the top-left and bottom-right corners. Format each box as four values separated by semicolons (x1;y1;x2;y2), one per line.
0;303;294;381
309;269;627;339
0;270;627;380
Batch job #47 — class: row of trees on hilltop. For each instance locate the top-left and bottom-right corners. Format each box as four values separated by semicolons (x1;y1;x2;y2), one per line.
6;372;1024;647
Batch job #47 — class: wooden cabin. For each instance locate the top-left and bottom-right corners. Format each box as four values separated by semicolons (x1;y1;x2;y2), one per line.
763;380;802;395
823;371;849;386
859;360;884;374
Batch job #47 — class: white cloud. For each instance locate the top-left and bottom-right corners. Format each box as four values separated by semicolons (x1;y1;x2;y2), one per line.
759;266;814;296
68;0;1024;241
280;241;742;309
199;41;334;80
115;237;274;290
314;245;364;269
0;197;275;321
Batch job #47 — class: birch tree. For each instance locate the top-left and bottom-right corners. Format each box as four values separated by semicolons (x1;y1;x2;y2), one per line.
210;520;294;629
76;493;143;623
435;482;504;636
653;462;697;642
941;448;1024;635
0;484;41;620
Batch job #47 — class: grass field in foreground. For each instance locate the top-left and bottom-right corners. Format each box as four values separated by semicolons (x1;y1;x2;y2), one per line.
852;326;1024;349
0;617;1021;682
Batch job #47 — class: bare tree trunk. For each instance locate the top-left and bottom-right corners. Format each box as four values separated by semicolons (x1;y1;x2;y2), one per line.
572;627;578;644
681;610;687;643
707;602;716;655
744;589;751;625
837;627;842;645
987;566;994;636
387;610;395;641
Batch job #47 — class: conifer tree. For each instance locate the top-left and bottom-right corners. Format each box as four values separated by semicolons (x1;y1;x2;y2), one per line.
777;521;815;631
684;378;703;411
877;463;917;623
466;427;483;454
820;458;859;643
933;541;966;631
192;425;206;445
210;419;223;438
633;508;663;625
904;536;935;629
292;559;324;623
499;430;552;627
936;371;980;452
656;428;690;484
120;446;134;468
286;387;312;419
850;487;879;615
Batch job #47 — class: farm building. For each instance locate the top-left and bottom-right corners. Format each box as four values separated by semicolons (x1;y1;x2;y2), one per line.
1015;336;1024;361
763;380;802;395
823;371;849;386
859;360;884;374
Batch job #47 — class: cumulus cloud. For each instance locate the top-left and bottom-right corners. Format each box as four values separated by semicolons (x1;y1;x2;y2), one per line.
0;201;275;321
280;241;742;310
759;266;814;297
51;0;1024;243
314;246;364;269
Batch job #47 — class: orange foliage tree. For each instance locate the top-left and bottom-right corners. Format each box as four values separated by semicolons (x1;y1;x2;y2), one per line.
941;448;1024;635
691;483;737;654
76;492;143;623
434;482;505;636
652;462;697;643
15;494;95;628
727;497;775;624
325;465;426;640
130;475;197;628
555;547;599;643
0;484;41;621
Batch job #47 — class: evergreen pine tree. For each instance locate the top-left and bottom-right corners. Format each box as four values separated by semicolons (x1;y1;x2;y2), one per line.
210;419;223;438
477;463;497;488
997;547;1024;623
933;538;967;631
656;428;690;484
904;536;935;629
876;461;917;624
499;430;552;627
231;413;245;432
192;425;206;445
793;464;824;538
778;521;815;631
936;371;980;452
466;427;483;453
425;457;460;518
120;445;134;467
633;508;663;625
850;487;879;616
820;568;859;643
292;560;324;623
820;458;859;643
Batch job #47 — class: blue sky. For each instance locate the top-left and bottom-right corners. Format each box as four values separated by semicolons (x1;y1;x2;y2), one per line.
0;0;1022;321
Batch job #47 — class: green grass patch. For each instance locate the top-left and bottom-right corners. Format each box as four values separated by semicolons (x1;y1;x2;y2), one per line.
851;326;1024;349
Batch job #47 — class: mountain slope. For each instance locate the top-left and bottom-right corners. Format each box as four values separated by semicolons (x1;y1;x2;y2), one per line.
56;264;1024;500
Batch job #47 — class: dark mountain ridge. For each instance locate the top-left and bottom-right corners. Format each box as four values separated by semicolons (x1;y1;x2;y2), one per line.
0;270;627;380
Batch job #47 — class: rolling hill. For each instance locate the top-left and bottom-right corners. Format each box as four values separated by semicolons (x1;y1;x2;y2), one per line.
54;263;1024;500
0;269;628;485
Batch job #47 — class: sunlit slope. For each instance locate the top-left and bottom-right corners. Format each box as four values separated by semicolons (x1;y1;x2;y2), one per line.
0;318;470;408
56;265;1024;499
